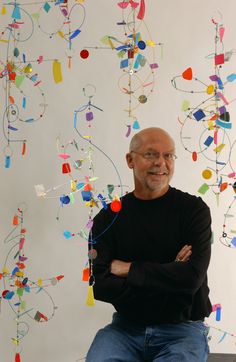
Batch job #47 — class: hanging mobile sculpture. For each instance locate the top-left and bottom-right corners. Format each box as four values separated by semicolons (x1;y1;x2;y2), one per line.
35;85;128;305
81;0;162;136
34;0;86;68
171;13;236;348
0;0;88;167
0;3;48;168
0;203;64;362
171;14;236;249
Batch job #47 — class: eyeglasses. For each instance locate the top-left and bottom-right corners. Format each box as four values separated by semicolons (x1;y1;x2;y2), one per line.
130;150;177;161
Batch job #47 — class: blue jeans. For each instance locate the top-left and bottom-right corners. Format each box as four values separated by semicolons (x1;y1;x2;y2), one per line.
86;312;209;362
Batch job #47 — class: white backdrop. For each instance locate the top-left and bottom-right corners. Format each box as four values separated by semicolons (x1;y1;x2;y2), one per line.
0;1;236;361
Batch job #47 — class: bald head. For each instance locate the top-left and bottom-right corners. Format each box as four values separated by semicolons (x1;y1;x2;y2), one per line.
129;127;175;152
126;127;176;199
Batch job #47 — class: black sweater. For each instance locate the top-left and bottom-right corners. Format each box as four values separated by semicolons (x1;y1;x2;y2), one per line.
90;186;212;325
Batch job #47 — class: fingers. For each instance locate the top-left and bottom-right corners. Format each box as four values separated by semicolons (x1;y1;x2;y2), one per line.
110;260;131;277
175;244;192;262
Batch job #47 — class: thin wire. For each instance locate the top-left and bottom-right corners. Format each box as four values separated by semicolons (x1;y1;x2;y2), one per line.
73;111;123;242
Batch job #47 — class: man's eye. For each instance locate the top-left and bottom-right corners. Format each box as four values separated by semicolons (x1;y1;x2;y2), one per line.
144;152;154;158
164;153;176;160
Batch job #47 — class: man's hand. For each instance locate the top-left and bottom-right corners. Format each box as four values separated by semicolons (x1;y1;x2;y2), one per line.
175;244;192;262
110;260;131;277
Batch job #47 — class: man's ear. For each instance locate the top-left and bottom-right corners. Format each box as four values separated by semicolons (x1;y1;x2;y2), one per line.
126;153;134;169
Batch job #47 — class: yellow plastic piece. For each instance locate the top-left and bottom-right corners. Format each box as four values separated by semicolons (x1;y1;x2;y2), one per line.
206;84;214;94
213;144;225;153
53;60;63;84
202;169;212;179
86;286;95;306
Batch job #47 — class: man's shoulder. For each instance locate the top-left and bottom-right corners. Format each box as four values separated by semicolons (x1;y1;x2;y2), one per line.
170;187;209;209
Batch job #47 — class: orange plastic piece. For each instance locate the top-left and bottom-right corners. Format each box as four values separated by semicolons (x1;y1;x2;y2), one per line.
82;268;90;281
62;162;71;173
15;352;21;362
209;114;218;121
22;142;26;155
12;215;19;226
110;200;122;212
9;72;16;81
182;67;193;80
56;275;64;281
220;182;228;192
84;183;92;191
13;215;19;225
9;95;15;104
192;151;197;161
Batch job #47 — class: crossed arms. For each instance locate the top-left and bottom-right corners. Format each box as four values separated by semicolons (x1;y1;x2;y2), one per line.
110;244;192;277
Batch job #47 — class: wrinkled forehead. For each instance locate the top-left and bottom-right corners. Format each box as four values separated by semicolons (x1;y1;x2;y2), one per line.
135;132;175;151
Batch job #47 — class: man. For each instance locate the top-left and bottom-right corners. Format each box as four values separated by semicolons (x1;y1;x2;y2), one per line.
86;127;212;362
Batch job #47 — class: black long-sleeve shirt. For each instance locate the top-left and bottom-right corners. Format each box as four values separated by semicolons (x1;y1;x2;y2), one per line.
90;186;212;325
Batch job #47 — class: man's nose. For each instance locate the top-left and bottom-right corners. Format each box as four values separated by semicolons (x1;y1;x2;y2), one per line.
153;154;166;165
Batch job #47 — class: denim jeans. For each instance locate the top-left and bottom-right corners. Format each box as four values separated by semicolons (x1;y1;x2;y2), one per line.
86;312;209;362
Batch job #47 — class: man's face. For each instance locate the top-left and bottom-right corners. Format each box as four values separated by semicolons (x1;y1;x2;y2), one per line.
126;130;176;199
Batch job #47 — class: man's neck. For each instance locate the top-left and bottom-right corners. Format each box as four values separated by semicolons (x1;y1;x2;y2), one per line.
133;185;169;200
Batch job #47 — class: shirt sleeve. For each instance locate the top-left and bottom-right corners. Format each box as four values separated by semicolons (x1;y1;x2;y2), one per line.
91;210;138;305
127;198;212;294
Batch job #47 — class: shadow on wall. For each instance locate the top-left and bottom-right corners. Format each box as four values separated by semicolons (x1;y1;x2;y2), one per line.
208;354;236;362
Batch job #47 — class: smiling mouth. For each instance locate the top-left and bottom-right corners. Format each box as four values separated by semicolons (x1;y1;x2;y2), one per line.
148;171;168;176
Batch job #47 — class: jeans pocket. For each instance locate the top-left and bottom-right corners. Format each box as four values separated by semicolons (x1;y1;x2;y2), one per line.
183;320;209;335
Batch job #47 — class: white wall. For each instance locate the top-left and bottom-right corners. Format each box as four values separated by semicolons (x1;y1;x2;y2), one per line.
0;1;236;361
